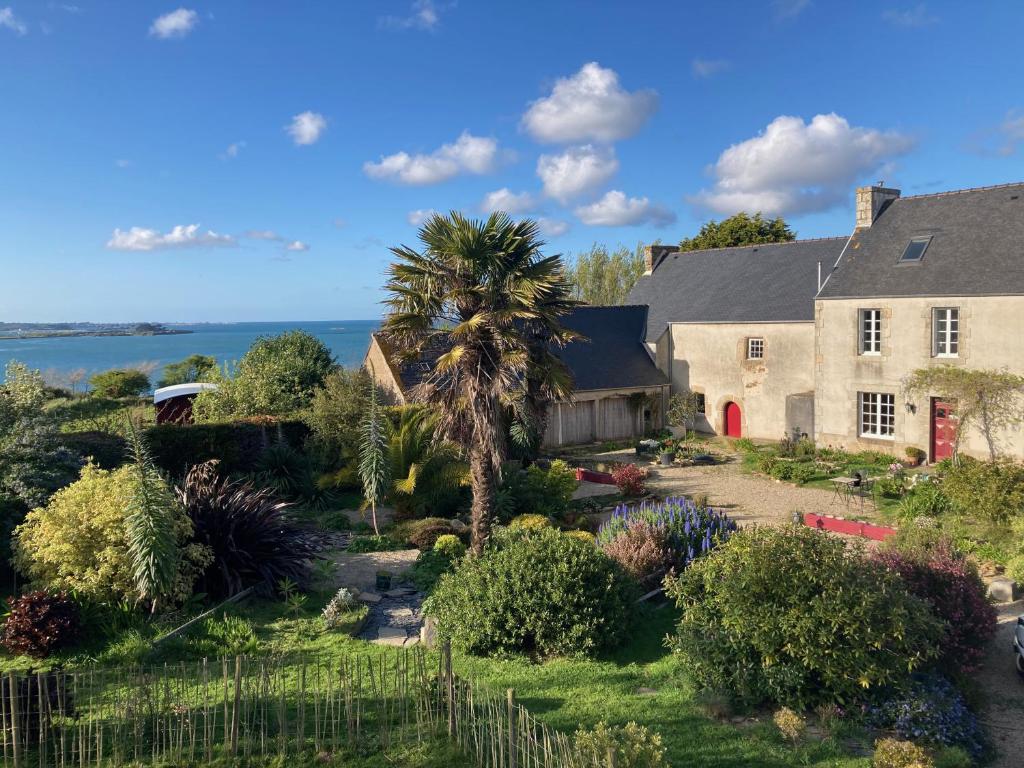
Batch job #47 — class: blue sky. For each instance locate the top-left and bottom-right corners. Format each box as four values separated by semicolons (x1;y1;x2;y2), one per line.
1;0;1022;322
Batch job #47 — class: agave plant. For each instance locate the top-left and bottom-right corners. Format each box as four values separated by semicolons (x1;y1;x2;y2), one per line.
176;461;327;598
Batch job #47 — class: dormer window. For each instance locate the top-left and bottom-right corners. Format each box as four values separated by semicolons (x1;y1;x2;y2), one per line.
898;236;932;263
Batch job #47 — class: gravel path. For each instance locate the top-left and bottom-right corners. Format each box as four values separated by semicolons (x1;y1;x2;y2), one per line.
976;599;1024;768
329;549;420;593
587;449;860;524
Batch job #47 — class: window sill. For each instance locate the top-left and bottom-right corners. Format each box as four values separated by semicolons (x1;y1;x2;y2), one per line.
858;352;882;357
858;433;895;441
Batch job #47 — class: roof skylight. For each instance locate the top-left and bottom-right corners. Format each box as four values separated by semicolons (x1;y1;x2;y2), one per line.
898;236;932;263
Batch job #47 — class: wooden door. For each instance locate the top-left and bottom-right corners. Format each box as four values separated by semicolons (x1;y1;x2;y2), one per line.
724;402;742;437
931;399;956;463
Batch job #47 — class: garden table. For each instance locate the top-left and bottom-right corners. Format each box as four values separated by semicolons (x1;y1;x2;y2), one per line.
829;476;875;513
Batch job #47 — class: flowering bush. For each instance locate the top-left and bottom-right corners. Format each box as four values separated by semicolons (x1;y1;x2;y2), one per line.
866;674;983;757
1;590;81;659
598;498;737;585
873;546;996;675
773;707;805;745
666;527;943;708
611;463;647;496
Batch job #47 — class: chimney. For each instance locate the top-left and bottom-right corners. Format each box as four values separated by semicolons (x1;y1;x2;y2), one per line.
855;182;900;228
643;244;675;274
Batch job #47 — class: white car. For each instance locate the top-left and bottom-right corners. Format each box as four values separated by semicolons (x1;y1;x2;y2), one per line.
1015;615;1024;678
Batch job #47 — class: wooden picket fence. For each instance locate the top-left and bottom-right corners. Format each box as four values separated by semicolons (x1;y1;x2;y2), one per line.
0;645;607;767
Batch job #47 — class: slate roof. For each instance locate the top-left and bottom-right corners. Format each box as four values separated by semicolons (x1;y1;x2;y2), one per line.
375;305;667;395
556;305;668;391
817;182;1024;299
626;237;848;342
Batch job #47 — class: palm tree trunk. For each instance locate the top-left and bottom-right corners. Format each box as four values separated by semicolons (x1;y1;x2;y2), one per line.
468;444;496;555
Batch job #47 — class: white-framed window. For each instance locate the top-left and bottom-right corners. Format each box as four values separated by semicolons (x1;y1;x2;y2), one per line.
932;307;959;357
747;337;764;360
858;392;895;439
858;308;881;355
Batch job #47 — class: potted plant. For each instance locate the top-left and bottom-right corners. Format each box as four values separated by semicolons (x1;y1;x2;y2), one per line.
659;438;676;466
904;446;926;467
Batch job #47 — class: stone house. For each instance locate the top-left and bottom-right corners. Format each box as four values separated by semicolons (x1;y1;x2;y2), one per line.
815;183;1024;462
626;238;845;441
363;305;669;447
628;180;1024;461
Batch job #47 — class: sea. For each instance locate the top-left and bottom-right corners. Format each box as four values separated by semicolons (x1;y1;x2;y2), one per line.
0;320;379;389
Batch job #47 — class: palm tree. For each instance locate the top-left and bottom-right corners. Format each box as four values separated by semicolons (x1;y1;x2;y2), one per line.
388;405;468;516
383;212;578;553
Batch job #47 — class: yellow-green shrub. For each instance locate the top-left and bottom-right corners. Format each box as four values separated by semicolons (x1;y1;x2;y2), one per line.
14;464;209;605
564;529;596;544
508;513;550;531
872;738;934;768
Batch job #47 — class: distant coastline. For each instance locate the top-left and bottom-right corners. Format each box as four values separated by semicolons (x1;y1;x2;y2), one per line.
0;322;194;340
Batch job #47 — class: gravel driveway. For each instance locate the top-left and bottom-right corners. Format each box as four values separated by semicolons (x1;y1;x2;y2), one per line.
976;599;1024;768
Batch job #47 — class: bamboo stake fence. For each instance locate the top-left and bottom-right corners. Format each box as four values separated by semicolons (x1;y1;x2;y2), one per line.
0;644;608;768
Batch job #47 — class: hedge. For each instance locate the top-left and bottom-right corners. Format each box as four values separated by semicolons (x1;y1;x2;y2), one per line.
143;419;309;477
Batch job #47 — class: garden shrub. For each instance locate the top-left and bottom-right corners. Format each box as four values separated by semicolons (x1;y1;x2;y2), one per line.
896;482;953;522
941;457;1024;524
598;498;736;586
732;437;757;453
932;747;972;768
772;707;805;745
433;534;465;559
564;529;596;544
508;513;550;531
573;721;665;768
322;587;358;629
789;462;816;484
13;464;207;605
866;674;983;757
665;526;943;708
391;517;465;549
304;367;375;468
58;430;128;470
872;739;934;768
145;419;309;477
409;548;459;592
425;527;636;658
1;590;81;658
89;369;150;398
612;463;647;496
176;461;327;598
873;546;996;675
498;460;577;521
407;521;455;550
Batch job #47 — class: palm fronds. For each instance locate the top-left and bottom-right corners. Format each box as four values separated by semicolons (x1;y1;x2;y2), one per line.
358;384;391;535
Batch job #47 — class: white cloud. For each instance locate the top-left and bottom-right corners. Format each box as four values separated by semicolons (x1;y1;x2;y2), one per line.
114;159;132;169
537;218;570;237
522;62;658;144
692;58;730;78
407;209;438;226
536;145;618;204
882;3;938;26
0;7;28;35
149;8;198;39
365;132;500;185
574;190;676;227
287;111;327;146
107;224;235;251
220;141;245;160
285;240;309;252
690;113;915;216
243;230;282;241
481;188;538;214
380;0;442;30
773;0;811;19
999;111;1024;155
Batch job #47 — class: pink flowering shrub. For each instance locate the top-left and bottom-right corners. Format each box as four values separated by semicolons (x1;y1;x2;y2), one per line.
873;546;996;675
612;463;647;496
600;521;669;586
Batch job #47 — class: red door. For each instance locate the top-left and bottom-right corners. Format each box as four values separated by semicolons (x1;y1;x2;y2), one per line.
724;402;742;437
931;399;957;463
